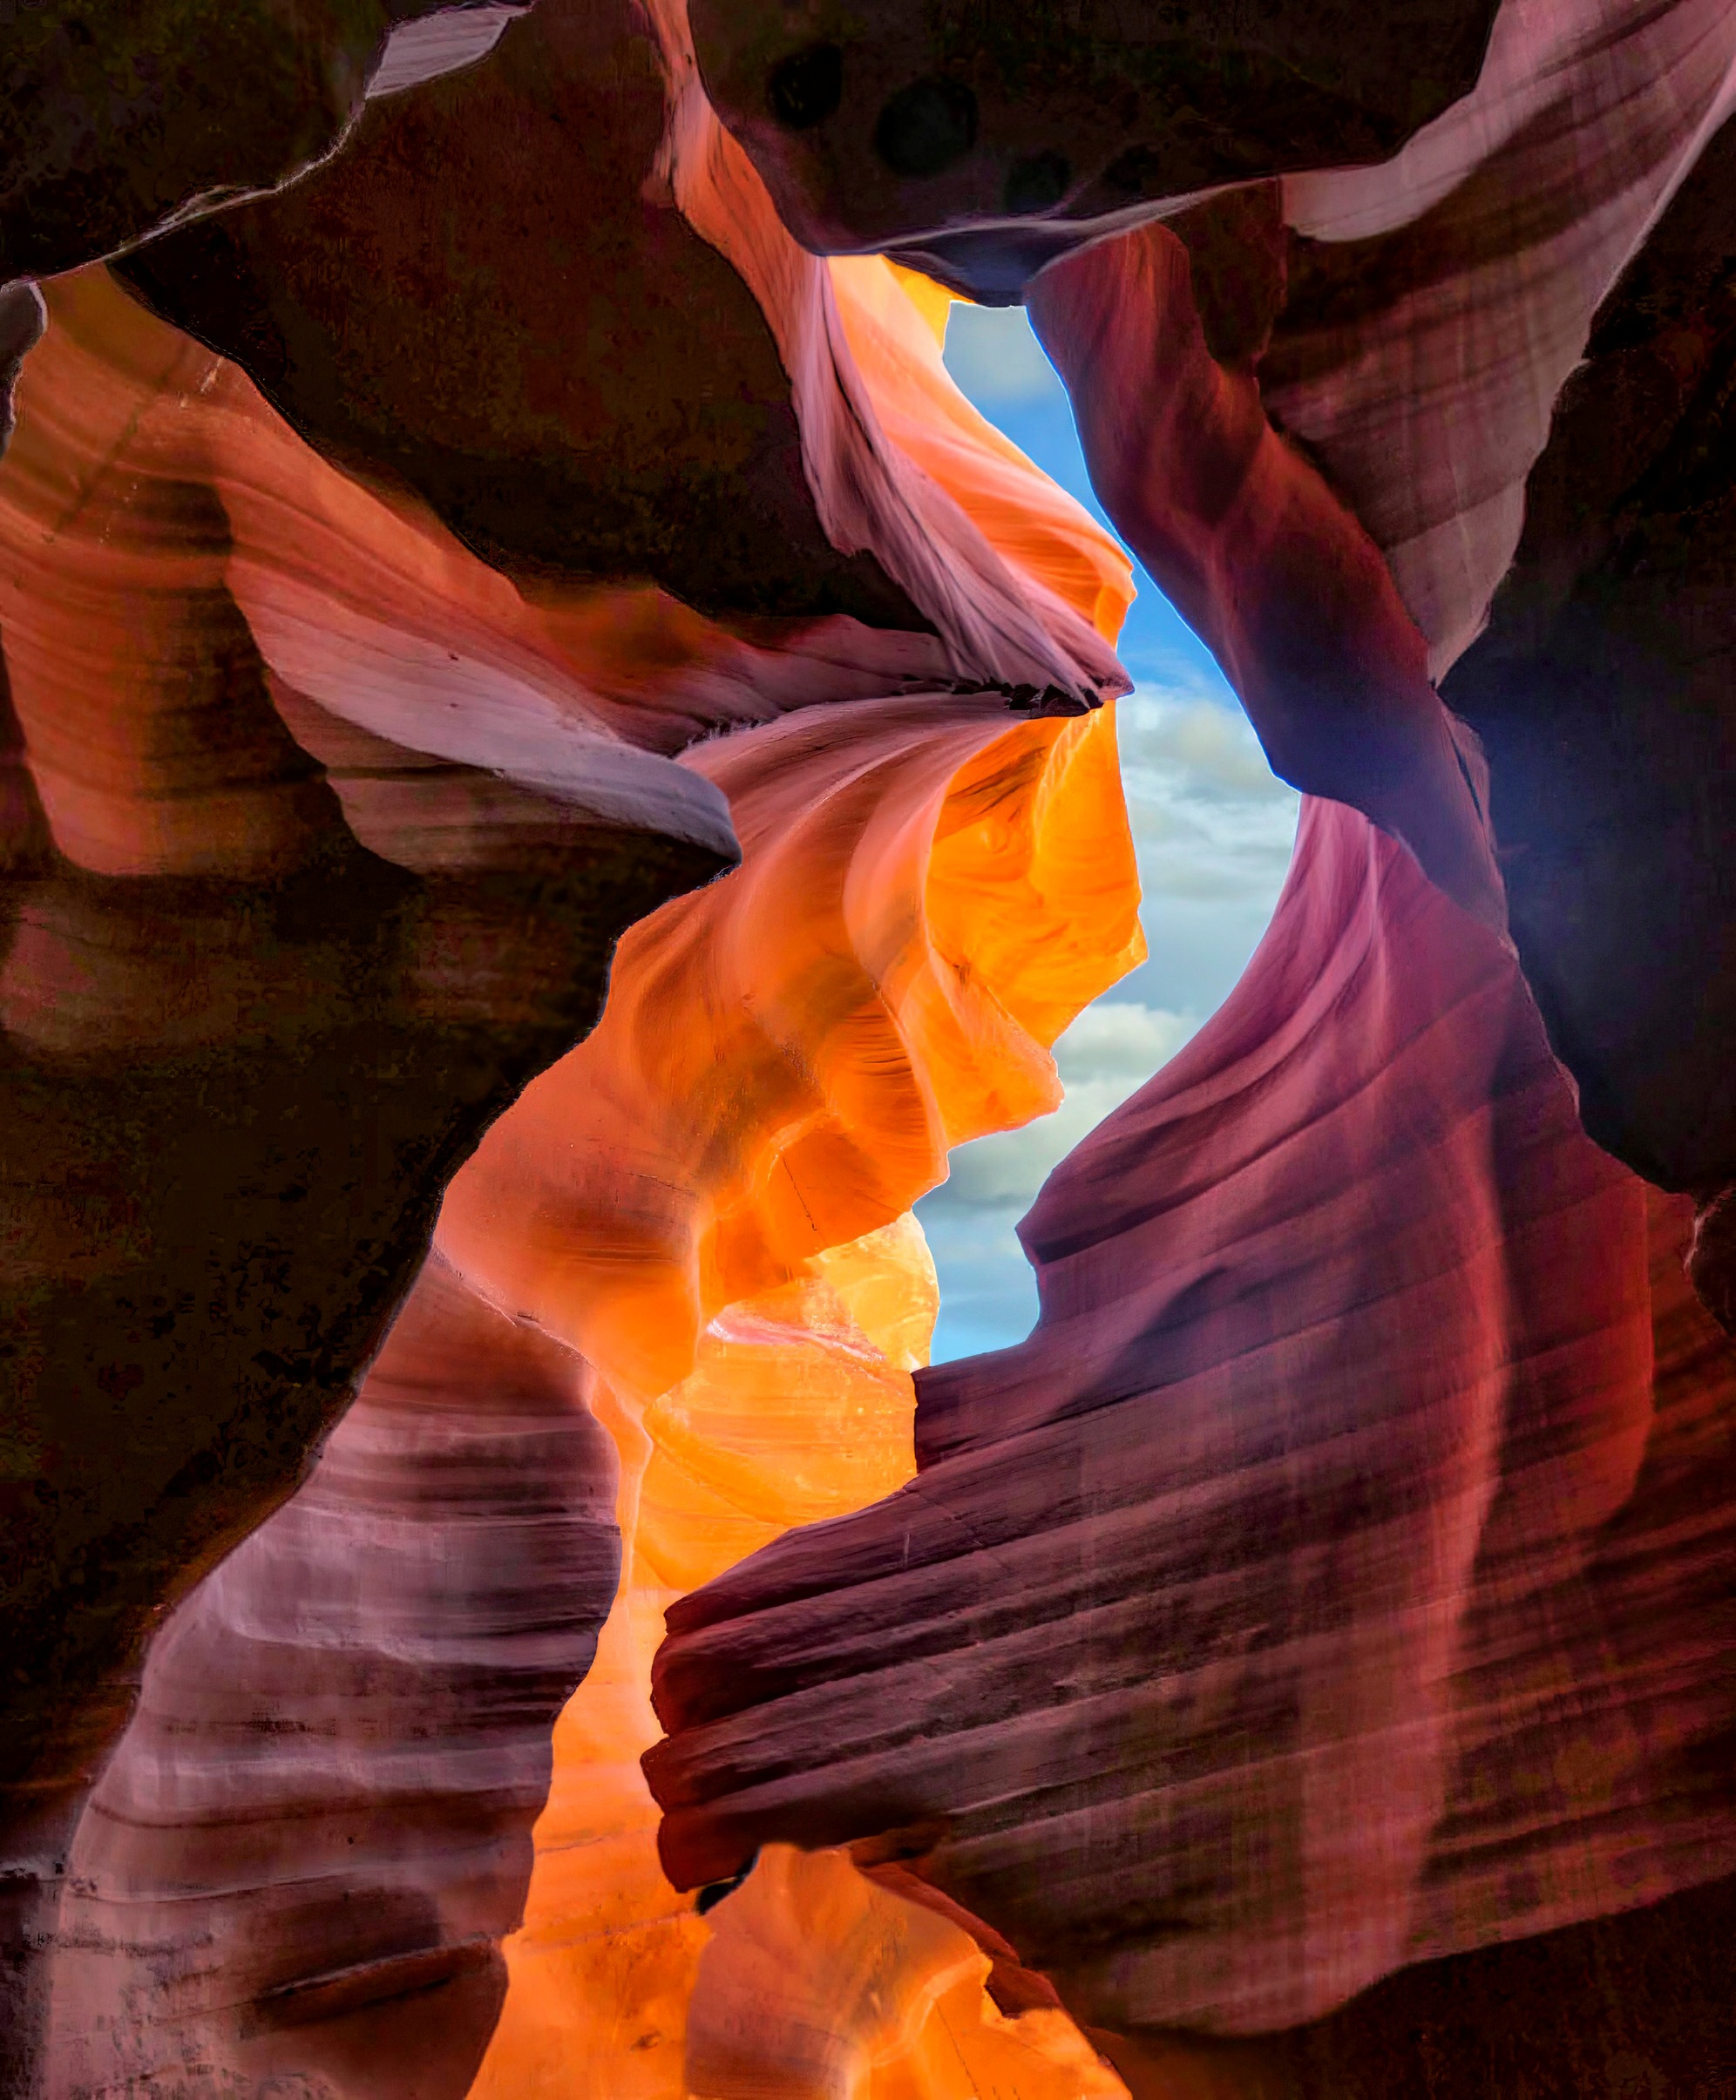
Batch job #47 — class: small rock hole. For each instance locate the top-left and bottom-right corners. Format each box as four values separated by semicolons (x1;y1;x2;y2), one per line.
874;78;979;179
768;42;844;131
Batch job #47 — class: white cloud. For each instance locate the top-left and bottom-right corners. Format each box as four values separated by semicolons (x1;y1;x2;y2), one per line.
938;1001;1197;1214
1116;688;1299;918
1053;999;1196;1086
940;301;1066;408
1118;688;1286;802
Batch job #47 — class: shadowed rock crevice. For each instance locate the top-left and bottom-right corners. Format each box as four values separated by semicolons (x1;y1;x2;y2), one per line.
0;0;518;287
0;269;735;2089
7;0;1736;2091
1442;110;1736;1196
688;0;1502;298
110;0;922;629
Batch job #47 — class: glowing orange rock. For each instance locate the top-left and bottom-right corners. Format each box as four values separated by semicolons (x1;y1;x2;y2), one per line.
687;1845;1127;2100
453;691;1144;2098
0;265;732;2085
2;75;1149;2083
440;241;1143;2091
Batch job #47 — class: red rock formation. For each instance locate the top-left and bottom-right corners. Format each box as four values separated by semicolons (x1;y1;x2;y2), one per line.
638;11;1736;2062
688;0;1502;296
1092;1871;1736;2098
0;267;733;2085
2;26;1148;2079
114;0;1122;695
1091;1186;1736;2097
37;1253;617;2100
8;0;1736;2089
695;0;1736;1196
0;0;519;285
1025;216;1502;933
1440;111;1736;1201
648;796;1736;2043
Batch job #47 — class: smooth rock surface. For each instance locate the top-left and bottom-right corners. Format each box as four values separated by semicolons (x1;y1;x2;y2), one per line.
1441;111;1736;1195
36;1254;618;2100
115;0;1124;694
1;0;501;285
3;166;1148;2096
688;0;1501;295
7;0;1736;2090
649;796;1736;2041
0;269;732;2088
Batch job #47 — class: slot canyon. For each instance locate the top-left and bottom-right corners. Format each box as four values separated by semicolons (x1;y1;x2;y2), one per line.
2;2;1735;2095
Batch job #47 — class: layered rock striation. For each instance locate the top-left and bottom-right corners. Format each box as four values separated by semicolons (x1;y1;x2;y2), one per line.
0;263;734;2088
651;796;1736;2038
5;0;1736;2091
38;1252;619;2099
647;0;1736;2083
2;3;1155;2084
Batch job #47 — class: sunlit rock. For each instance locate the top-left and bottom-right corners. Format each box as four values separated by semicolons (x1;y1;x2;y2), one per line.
6;0;1736;2090
649;796;1736;2043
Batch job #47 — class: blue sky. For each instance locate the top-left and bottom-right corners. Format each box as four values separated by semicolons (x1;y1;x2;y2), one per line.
915;303;1299;1362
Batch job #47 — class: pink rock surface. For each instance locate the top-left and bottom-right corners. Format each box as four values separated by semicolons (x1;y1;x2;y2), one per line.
118;0;1122;700
37;1254;619;2099
649;795;1736;2037
0;29;1144;2076
4;0;1736;2086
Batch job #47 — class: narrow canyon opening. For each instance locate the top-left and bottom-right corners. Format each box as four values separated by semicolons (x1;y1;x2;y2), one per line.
920;299;1299;1361
4;3;1736;2095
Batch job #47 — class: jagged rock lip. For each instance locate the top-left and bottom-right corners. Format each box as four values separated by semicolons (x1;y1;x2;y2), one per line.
247;1934;498;2029
369;5;535;99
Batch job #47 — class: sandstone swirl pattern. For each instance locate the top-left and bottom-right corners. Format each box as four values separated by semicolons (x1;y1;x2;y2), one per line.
2;4;1149;2085
4;0;1736;2093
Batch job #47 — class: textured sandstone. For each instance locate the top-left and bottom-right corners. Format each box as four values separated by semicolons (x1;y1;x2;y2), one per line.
4;86;1147;2090
454;701;1146;2098
650;796;1736;2044
6;0;1736;2089
115;0;1123;694
636;14;1736;2064
442;254;1149;2097
37;1254;618;2099
688;0;1502;295
0;270;733;2088
1442;112;1736;1196
1;0;512;285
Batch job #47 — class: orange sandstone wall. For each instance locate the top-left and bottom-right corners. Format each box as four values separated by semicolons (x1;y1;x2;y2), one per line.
4;195;1146;2090
453;699;1144;2100
445;266;1146;2098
